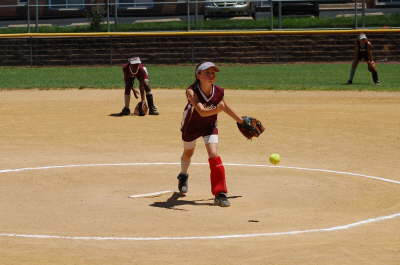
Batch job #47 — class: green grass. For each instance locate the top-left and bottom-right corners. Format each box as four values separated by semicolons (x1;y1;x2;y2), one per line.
0;14;399;34
1;63;398;91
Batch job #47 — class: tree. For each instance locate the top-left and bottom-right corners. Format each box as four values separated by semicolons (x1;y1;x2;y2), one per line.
86;0;106;31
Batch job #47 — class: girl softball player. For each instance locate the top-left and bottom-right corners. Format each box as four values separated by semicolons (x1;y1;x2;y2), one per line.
177;62;244;207
347;33;380;85
119;56;159;116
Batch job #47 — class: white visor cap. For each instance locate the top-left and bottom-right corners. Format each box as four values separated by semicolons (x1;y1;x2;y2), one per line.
196;62;220;74
359;33;367;40
129;57;141;64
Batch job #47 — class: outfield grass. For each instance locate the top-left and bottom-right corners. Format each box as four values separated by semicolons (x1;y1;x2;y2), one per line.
0;63;398;91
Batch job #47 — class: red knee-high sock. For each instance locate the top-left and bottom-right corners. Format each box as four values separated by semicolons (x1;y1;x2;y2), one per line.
209;156;227;195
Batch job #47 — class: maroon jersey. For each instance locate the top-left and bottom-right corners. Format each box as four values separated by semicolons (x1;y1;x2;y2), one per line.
181;83;224;142
356;40;373;61
122;63;149;93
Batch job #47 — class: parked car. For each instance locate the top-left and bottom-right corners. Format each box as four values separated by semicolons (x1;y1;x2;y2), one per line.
272;1;319;18
204;0;256;19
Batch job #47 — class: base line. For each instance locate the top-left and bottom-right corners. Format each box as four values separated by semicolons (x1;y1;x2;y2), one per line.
128;190;173;198
1;162;398;185
0;162;399;241
0;213;399;241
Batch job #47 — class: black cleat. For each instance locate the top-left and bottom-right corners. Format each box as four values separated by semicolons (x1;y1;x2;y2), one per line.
214;193;231;207
177;173;188;194
146;93;160;115
149;106;159;115
119;107;131;116
346;80;352;85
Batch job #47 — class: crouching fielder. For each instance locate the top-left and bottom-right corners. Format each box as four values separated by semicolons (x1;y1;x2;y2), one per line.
118;56;159;116
347;33;380;85
176;62;245;207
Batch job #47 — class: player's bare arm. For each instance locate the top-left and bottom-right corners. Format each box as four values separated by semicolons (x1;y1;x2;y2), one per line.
138;79;146;101
353;43;359;61
221;100;243;124
186;89;224;117
367;42;373;62
131;87;139;99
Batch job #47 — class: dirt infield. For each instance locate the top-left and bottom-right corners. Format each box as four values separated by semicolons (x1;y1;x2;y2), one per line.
1;89;399;265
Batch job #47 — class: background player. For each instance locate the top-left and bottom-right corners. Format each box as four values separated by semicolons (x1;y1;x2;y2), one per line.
118;56;159;116
177;62;245;207
347;33;380;85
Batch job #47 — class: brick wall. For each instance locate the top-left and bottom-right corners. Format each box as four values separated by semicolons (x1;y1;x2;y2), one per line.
0;32;399;66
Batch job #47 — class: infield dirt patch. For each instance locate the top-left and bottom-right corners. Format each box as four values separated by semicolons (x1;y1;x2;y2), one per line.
1;89;399;265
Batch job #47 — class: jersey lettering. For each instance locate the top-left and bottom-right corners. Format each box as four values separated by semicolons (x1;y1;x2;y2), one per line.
181;83;224;142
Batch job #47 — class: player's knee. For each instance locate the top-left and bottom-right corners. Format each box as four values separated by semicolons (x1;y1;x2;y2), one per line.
183;149;195;159
184;149;194;155
368;64;376;73
208;151;219;159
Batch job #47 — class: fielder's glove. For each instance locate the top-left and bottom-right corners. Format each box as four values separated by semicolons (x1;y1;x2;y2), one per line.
237;116;265;139
133;100;148;116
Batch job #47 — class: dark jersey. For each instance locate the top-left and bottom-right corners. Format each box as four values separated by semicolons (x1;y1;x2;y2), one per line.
181;83;224;142
357;40;373;61
122;63;149;93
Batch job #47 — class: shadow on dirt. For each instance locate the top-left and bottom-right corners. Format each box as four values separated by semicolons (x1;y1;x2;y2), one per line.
150;192;242;211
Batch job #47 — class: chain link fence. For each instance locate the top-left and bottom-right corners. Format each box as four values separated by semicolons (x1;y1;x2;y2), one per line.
0;0;398;32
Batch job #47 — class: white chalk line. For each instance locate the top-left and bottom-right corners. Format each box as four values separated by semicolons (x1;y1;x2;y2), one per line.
1;162;399;185
128;190;173;198
0;162;180;174
0;162;399;241
0;213;399;241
